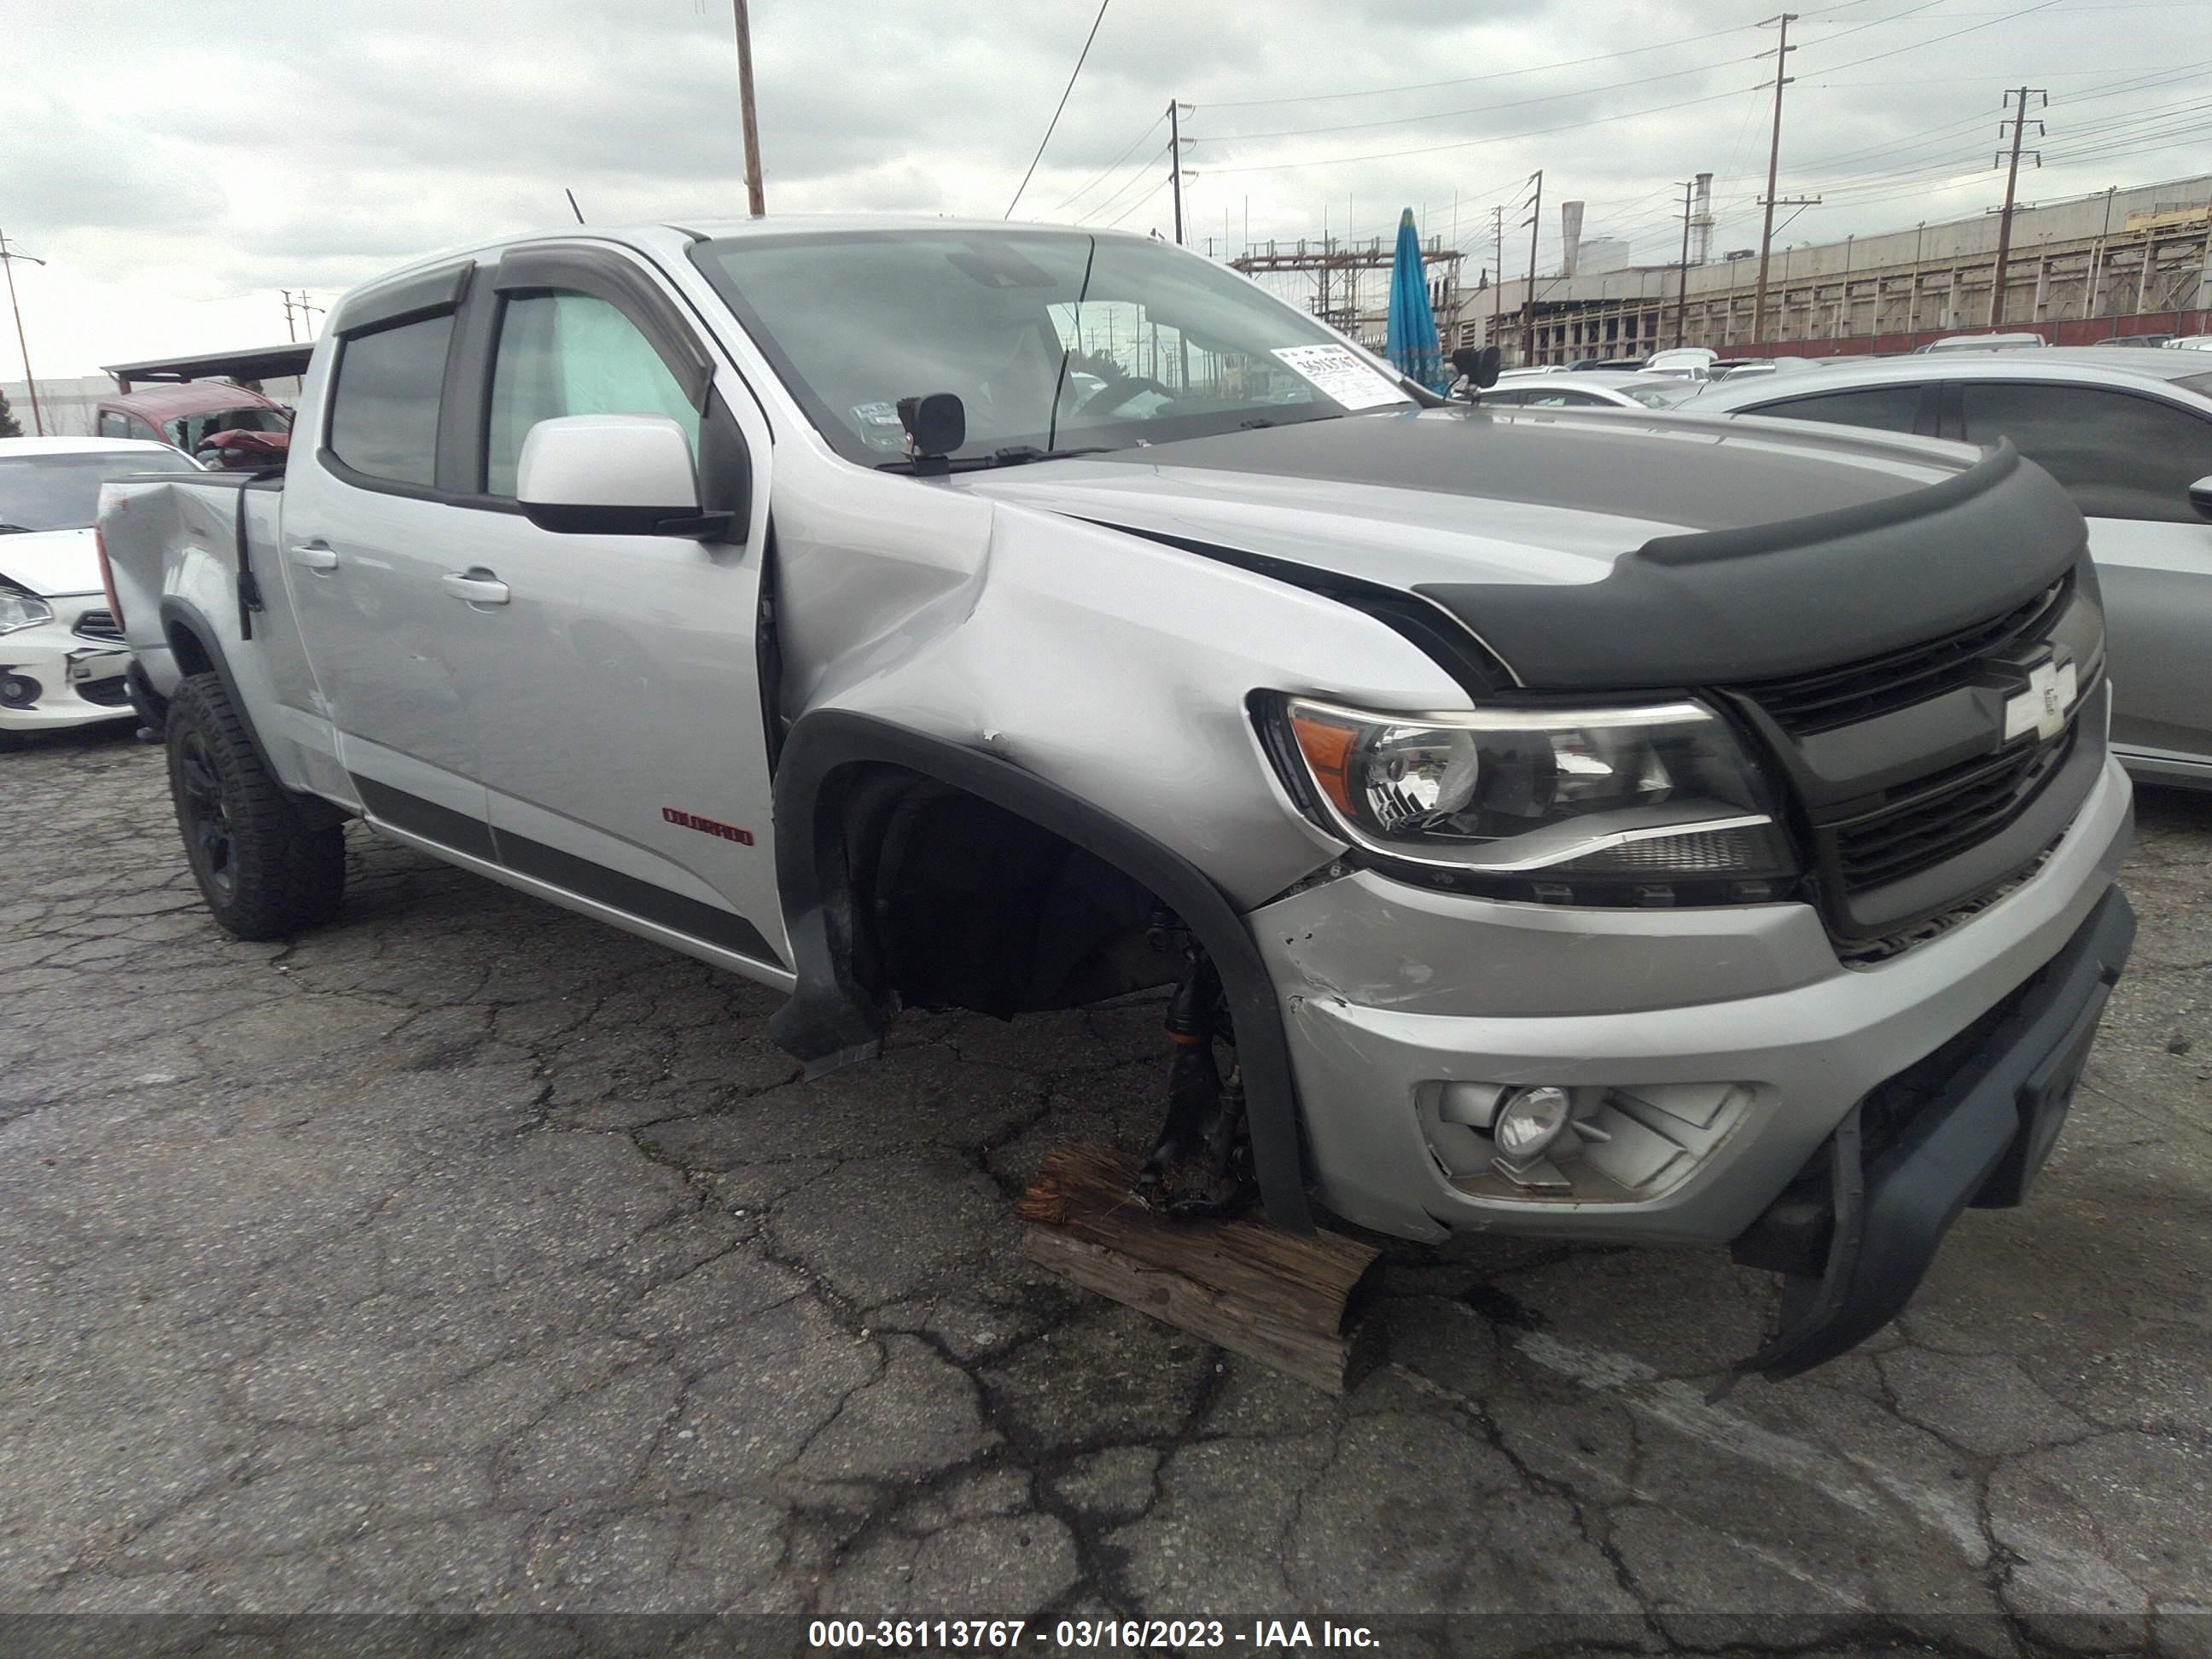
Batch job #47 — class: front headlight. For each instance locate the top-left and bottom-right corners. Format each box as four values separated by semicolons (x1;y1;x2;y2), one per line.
0;585;56;636
1266;694;1796;890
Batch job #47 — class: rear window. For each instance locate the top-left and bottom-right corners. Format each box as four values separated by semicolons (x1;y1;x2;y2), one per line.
1749;383;1921;433
326;314;454;488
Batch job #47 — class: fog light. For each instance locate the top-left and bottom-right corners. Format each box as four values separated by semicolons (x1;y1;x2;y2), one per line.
1;672;40;708
1493;1086;1572;1166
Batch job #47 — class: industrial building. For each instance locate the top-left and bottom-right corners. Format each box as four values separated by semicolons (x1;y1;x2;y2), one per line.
1476;171;2212;364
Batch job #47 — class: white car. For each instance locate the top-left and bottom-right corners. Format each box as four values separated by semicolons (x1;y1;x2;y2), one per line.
1481;370;1703;410
1;437;200;746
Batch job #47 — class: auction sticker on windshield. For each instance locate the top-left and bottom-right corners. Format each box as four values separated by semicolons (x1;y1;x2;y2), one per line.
1271;344;1410;410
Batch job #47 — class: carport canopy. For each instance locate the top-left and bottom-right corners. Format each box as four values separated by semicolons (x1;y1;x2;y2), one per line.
102;342;315;393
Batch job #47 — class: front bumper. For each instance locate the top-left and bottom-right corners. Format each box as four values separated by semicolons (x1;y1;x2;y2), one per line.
1727;884;2133;1380
1253;752;2134;1246
0;595;136;735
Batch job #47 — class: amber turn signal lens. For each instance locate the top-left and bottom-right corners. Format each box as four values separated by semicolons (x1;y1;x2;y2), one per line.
1288;707;1361;815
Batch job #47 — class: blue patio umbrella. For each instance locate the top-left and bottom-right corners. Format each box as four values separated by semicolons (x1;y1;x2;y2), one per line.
1385;208;1444;392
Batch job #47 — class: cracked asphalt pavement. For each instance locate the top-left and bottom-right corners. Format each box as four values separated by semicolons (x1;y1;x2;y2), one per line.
3;727;2208;1648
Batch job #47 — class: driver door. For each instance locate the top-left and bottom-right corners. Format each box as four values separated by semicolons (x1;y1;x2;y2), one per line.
439;242;789;973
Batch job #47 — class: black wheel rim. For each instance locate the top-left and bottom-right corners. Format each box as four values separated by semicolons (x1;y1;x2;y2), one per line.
177;731;236;899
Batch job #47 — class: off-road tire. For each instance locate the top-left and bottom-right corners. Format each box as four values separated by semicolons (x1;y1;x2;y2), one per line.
166;672;346;940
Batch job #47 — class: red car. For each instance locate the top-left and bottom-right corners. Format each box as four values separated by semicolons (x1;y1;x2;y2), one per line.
93;381;291;461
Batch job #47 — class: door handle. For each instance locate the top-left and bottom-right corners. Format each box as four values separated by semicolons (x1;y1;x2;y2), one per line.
291;542;339;571
440;569;510;606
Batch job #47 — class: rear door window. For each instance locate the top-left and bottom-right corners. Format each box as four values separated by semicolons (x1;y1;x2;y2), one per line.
326;313;456;488
1748;383;1923;433
1958;381;2212;521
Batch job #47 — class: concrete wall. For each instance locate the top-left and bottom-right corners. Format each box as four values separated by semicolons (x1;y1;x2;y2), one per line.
1477;172;2212;364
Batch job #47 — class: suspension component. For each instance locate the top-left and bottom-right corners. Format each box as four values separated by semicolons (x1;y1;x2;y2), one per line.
1134;952;1256;1218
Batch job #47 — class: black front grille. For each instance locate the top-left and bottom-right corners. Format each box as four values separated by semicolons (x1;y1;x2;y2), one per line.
1743;576;2070;736
73;608;125;643
1827;729;2072;892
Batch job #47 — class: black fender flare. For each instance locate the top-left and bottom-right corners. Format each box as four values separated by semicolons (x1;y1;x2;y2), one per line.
157;597;349;831
771;709;1315;1234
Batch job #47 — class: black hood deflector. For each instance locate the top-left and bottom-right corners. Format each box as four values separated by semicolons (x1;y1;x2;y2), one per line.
1084;419;2082;693
1417;441;2085;690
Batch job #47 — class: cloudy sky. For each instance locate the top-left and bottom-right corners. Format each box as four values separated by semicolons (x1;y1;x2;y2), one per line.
5;0;2209;376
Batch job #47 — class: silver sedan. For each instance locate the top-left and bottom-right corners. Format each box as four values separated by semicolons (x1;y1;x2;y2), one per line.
1690;347;2212;790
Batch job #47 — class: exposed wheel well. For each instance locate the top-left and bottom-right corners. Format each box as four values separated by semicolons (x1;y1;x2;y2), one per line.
841;765;1181;1018
166;619;215;679
770;709;1315;1231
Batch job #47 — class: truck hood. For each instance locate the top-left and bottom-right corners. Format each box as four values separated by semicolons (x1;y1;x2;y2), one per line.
962;405;1968;591
0;527;101;597
960;406;2083;690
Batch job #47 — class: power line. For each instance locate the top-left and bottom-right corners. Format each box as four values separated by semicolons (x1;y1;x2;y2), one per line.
1198;50;1771;144
1045;109;1168;215
1004;0;1114;219
1076;143;1173;225
1102;177;1171;231
1201;83;1760;177
1196;0;1892;114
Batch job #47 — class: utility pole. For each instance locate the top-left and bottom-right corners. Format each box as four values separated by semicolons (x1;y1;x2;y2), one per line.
733;0;766;217
281;289;324;343
1521;169;1543;365
1750;13;1797;346
2088;184;2117;323
0;227;46;437
1168;99;1185;246
1490;204;1505;347
1906;221;1925;347
1988;86;2046;326
1674;180;1695;347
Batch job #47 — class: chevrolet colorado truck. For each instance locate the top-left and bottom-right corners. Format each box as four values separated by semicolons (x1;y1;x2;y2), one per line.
98;219;2136;1381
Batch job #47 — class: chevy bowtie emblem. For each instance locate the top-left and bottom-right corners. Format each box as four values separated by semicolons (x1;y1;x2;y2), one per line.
2003;657;2079;744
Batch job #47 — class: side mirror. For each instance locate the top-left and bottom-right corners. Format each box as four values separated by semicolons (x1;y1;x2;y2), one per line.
516;413;729;538
1450;346;1502;391
2192;474;2212;522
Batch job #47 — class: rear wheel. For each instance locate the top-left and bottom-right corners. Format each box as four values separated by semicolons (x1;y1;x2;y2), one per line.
166;672;346;940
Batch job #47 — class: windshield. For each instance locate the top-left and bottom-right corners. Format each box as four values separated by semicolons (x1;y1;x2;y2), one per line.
690;229;1417;464
0;451;200;532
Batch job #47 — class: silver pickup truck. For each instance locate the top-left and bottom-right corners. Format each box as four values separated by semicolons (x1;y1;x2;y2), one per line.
99;218;2135;1382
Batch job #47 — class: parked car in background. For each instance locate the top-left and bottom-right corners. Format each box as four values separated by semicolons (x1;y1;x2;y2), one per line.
1641;346;1718;380
1710;355;1822;381
1482;370;1703;410
98;218;2138;1380
95;381;292;461
1;437;200;745
2164;335;2212;352
1691;346;2212;789
2098;333;2173;349
1916;332;2047;353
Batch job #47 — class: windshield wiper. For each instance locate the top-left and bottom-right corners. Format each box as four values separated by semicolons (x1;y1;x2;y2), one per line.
0;521;36;534
876;445;1110;474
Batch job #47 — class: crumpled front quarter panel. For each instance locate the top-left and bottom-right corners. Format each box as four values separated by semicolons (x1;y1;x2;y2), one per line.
802;492;1469;909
